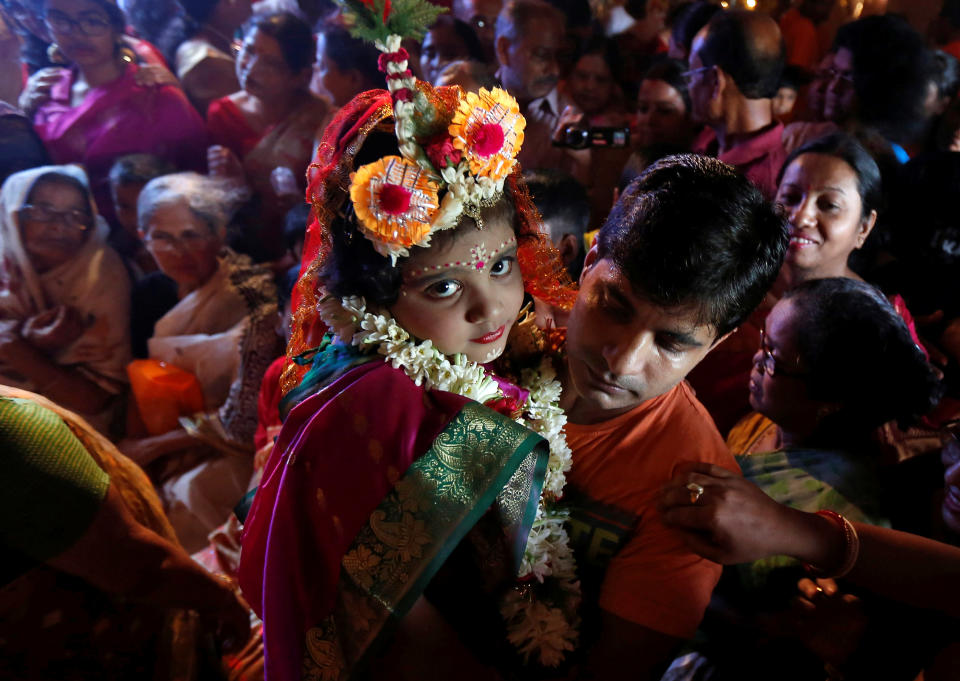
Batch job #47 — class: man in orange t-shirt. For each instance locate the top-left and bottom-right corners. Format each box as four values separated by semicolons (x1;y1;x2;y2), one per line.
559;155;788;679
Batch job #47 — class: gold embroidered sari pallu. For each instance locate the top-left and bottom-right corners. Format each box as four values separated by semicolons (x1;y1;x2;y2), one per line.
239;361;548;681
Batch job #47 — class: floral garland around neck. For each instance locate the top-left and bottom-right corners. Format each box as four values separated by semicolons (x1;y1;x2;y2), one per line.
318;295;581;667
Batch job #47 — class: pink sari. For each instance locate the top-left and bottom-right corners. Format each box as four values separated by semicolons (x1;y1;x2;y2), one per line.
33;63;207;225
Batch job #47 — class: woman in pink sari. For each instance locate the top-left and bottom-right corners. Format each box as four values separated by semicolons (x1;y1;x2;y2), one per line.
26;0;207;226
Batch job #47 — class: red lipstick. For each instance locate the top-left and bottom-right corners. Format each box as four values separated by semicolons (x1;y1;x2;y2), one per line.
471;325;505;344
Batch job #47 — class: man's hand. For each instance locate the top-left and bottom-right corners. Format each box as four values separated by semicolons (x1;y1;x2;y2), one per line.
208;145;245;178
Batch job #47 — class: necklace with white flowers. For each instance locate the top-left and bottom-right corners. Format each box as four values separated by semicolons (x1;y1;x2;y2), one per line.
319;295;580;667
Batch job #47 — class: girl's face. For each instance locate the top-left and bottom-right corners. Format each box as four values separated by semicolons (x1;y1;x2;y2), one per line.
775;152;875;277
635;78;691;147
390;216;524;364
18;178;93;273
44;0;116;69
569;53;614;116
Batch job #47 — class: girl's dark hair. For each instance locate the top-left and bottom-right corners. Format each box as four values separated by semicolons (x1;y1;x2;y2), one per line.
320;136;521;307
784;277;941;433
429;15;486;64
833;15;933;145
246;12;315;73
318;21;382;92
778;132;882;219
640;57;691;113
27;171;93;214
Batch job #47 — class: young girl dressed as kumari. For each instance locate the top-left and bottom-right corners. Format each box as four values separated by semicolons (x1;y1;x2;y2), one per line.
238;2;582;679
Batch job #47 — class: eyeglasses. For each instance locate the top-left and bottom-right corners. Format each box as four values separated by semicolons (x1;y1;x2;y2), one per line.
45;11;111;37
18;204;93;231
143;231;213;253
757;327;807;378
681;65;712;86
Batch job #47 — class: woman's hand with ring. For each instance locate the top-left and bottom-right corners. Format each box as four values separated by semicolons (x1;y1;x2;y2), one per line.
659;461;802;564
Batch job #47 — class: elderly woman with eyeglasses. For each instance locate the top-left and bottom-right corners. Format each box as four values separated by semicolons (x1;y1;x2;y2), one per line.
20;0;206;227
123;172;281;552
663;277;944;680
0;165;131;433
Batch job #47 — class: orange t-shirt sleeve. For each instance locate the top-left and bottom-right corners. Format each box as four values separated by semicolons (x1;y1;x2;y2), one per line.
598;507;722;639
596;398;739;639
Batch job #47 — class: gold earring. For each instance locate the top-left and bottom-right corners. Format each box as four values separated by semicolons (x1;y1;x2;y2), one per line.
47;43;68;65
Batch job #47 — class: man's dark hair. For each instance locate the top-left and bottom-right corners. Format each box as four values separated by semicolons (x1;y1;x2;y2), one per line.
671;1;720;57
495;0;564;43
833;15;932;145
595;154;788;338
697;10;785;99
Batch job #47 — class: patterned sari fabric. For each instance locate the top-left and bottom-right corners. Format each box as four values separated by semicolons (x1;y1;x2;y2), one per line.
239;355;548;681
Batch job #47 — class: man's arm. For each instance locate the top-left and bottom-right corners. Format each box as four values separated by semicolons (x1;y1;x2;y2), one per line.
580;610;683;681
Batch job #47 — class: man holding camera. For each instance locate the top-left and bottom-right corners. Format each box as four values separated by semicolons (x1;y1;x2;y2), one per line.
494;0;592;181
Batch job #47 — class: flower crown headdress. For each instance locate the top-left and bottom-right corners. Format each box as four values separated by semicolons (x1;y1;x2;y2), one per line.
337;0;527;262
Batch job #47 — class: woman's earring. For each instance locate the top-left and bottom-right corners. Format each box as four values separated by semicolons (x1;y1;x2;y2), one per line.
47;43;68;65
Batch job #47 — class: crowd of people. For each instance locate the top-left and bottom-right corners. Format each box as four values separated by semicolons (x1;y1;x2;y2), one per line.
2;0;960;678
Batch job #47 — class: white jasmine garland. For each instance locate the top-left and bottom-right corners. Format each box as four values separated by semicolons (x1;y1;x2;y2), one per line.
320;296;580;666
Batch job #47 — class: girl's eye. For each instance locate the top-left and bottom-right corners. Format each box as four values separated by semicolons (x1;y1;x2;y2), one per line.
490;256;515;277
425;279;462;299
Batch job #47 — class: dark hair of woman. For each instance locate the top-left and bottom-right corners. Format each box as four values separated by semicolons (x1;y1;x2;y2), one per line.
784;277;941;436
641;57;691;114
28;170;91;205
40;0;125;31
573;35;623;85
246;12;315;73
778;132;882;219
832;15;933;145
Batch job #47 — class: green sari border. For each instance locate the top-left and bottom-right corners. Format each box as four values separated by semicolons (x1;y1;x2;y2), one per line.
392;407;548;619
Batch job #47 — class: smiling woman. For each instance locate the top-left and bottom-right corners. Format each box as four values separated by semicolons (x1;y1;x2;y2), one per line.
28;0;207;225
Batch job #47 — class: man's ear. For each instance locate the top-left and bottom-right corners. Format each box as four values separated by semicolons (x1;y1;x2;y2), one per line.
711;65;726;102
495;35;512;68
579;243;600;285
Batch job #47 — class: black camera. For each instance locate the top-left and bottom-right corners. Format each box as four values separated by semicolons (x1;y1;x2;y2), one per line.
552;125;630;150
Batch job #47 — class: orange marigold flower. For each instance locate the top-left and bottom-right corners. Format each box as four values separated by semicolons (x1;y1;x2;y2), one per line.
448;88;526;182
349;156;440;256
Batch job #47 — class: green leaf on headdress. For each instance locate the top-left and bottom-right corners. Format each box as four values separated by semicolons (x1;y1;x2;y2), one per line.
337;0;445;44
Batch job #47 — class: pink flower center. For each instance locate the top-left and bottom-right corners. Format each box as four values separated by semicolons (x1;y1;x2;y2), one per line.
379;183;412;215
472;123;505;158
